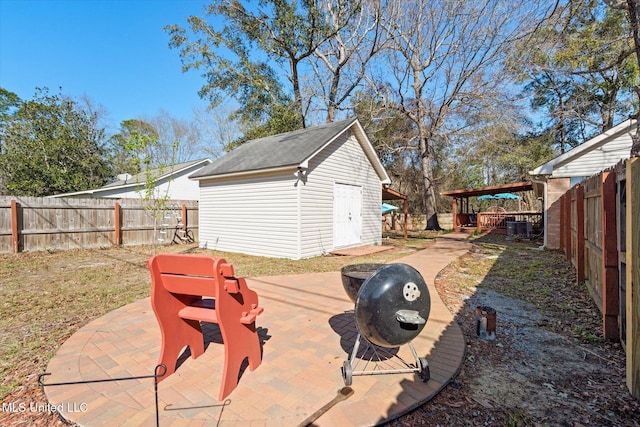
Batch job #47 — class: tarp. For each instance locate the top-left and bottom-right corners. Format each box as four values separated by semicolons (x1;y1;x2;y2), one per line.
382;203;399;215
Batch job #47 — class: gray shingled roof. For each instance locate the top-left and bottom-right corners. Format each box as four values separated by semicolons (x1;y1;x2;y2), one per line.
190;118;358;179
103;158;210;188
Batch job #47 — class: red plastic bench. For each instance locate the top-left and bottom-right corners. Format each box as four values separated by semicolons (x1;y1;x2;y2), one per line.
148;254;264;400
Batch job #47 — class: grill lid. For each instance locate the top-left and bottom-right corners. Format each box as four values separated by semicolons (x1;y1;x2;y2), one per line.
355;263;430;348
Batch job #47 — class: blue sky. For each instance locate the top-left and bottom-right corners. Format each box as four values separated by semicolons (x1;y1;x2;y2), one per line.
1;0;211;133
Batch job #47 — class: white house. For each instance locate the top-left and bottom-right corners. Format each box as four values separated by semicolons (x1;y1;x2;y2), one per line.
48;159;211;201
529;119;635;249
190;118;390;260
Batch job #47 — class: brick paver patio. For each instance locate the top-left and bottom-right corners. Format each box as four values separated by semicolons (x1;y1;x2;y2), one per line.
44;233;471;426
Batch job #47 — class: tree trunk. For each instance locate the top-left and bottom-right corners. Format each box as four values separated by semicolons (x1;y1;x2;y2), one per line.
326;62;342;123
290;57;306;128
421;150;442;231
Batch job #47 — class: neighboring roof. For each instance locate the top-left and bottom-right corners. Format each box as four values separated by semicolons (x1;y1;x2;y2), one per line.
441;182;534;198
529;118;635;177
190;118;390;183
48;158;212;198
105;159;211;187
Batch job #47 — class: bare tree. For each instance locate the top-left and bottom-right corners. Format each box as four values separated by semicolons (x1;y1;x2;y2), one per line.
193;104;241;156
605;0;640;157
378;0;556;229
139;110;208;166
310;0;384;122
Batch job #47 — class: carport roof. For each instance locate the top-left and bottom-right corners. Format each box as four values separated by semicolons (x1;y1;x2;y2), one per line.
382;186;407;200
441;181;533;198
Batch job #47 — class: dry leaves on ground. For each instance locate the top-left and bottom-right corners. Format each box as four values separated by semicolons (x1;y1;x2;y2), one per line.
391;233;639;427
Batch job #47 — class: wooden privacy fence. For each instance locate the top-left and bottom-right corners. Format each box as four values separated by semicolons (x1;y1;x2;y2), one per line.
558;158;639;398
0;196;199;253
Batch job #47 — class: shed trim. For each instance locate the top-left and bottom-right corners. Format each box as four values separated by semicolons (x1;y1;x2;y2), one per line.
190;165;298;181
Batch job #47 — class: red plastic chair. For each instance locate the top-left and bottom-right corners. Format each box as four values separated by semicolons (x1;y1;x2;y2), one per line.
148;254;264;400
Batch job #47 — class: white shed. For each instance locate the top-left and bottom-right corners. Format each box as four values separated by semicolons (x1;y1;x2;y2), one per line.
190;118;390;259
529;118;635;249
48;159;211;201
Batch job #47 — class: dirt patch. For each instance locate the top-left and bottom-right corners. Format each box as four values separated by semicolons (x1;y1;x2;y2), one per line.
390;233;639;427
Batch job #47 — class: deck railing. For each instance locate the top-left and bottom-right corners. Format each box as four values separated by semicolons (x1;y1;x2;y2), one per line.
476;211;542;231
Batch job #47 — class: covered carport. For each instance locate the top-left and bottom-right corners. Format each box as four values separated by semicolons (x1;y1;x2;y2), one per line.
441;182;539;233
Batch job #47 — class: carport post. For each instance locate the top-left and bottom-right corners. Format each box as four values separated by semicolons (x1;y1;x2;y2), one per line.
451;197;458;232
403;198;408;240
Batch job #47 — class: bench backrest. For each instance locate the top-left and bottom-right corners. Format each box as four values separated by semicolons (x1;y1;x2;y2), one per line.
148;254;259;325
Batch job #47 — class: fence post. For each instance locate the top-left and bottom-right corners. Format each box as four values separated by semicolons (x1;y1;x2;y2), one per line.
181;204;188;230
114;202;122;246
565;191;572;261
559;194;565;253
626;157;640;398
601;172;619;339
11;199;20;253
575;185;585;283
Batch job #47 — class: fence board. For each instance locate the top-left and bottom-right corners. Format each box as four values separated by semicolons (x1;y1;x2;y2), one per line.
584;239;603;310
626;157;640;398
583;174;604;311
0;196;199;253
576;185;586;283
601;171;619;339
570;189;577;265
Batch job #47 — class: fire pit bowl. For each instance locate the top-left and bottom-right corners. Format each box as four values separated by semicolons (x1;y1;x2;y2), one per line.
340;263;386;303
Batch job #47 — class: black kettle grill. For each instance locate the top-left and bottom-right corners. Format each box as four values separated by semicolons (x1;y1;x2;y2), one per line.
340;263;431;386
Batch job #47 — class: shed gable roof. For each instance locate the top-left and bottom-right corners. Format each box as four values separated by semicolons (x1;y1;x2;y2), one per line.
190;118;389;183
529;118;635;177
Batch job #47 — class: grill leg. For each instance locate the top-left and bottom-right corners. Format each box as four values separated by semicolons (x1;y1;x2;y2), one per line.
342;333;361;386
349;333;362;364
408;341;420;366
408;342;430;382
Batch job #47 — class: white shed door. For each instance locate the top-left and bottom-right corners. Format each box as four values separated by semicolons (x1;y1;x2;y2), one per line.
334;183;362;248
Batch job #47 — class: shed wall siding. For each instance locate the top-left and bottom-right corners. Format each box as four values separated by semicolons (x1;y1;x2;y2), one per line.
299;131;382;258
198;172;299;259
553;133;633;178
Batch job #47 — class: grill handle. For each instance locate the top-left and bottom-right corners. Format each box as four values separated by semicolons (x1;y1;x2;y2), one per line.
395;309;426;325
